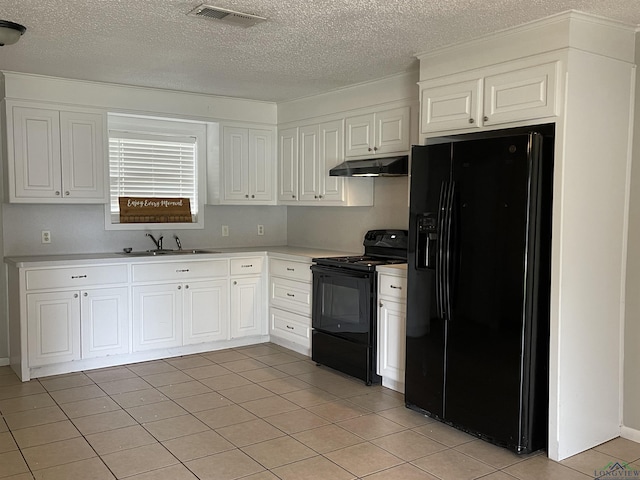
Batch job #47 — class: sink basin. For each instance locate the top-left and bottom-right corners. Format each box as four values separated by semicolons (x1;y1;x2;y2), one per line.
118;249;220;256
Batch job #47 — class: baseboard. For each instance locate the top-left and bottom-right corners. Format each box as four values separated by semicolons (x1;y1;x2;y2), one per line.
621;426;640;443
0;358;9;367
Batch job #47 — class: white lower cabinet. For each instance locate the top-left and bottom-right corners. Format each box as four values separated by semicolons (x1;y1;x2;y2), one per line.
27;291;81;367
268;257;312;354
377;268;407;393
27;286;129;366
81;287;129;359
132;283;183;352
230;276;264;338
184;280;228;345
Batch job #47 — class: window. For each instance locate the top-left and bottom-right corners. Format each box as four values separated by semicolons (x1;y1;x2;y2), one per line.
106;114;209;230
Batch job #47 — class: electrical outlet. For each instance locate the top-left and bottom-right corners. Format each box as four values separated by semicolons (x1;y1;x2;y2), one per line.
41;230;51;244
257;225;264;236
222;225;229;237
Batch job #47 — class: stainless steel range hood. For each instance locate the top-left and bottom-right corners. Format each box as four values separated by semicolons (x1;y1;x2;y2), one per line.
329;155;408;177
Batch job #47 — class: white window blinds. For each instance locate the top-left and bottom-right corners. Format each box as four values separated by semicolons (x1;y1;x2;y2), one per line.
108;131;198;218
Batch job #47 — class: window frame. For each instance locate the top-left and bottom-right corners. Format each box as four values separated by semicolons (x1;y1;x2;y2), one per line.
104;114;208;231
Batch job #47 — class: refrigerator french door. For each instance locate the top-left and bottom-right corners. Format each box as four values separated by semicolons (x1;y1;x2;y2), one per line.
405;125;553;454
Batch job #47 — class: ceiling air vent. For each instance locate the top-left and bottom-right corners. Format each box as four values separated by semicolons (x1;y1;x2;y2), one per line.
188;4;267;28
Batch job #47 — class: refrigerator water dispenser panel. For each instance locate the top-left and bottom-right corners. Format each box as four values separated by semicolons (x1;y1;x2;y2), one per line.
417;213;438;269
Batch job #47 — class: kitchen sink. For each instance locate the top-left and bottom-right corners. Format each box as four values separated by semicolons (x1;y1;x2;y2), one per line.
117;249;221;256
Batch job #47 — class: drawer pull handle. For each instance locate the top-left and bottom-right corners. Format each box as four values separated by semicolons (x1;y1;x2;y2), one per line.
176;269;190;273
71;275;87;279
286;325;294;330
286;267;295;271
286;293;295;297
241;264;253;268
390;285;402;290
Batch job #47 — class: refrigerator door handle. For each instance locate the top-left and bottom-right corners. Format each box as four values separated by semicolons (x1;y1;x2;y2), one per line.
435;181;448;319
443;181;455;321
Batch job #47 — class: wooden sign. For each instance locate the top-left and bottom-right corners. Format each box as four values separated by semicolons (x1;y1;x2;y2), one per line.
119;197;192;223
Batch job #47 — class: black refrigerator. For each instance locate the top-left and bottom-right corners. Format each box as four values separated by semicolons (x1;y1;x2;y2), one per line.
405;125;553;454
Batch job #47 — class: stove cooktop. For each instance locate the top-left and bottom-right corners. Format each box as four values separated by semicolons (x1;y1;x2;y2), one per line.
312;255;407;271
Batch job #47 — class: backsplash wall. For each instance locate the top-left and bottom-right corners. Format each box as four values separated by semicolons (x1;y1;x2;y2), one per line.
287;177;410;252
2;204;288;256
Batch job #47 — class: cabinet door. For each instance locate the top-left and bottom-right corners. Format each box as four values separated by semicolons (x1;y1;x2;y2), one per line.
483;62;558;126
27;291;80;366
11;106;62;200
345;113;374;157
299;124;321;201
230;276;264;338
375;107;410;155
184;279;229;345
81;287;129;358
222;126;249;201
319;120;345;203
377;298;406;389
132;284;183;351
278;127;299;202
247;129;273;202
420;79;482;133
60;111;106;201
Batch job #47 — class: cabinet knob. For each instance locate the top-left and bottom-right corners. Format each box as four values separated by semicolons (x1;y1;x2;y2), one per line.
74;293;79;298
245;194;249;198
319;195;323;199
233;281;238;285
314;195;318;199
65;191;70;196
251;195;255;198
483;116;489;122
83;292;88;297
468;118;475;124
178;285;182;290
55;191;61;196
185;285;189;289
379;301;383;307
368;147;373;152
292;195;296;199
373;147;378;151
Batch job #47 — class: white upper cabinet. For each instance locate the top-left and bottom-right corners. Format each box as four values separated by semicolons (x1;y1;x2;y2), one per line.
278;119;373;206
221;125;276;204
345;106;410;157
278;127;298;202
420;62;559;134
7;103;106;203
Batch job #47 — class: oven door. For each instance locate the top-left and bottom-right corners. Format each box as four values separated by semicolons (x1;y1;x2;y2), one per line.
311;265;374;344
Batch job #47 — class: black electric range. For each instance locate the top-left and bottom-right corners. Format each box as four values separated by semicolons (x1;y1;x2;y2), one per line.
311;229;408;384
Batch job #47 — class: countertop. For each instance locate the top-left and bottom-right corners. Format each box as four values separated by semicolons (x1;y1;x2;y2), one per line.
4;245;359;268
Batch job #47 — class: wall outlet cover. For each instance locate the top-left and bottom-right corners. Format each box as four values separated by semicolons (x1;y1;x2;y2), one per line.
222;225;229;237
41;230;51;244
257;225;264;236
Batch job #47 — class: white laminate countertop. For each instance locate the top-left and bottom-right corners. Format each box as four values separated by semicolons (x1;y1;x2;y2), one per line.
4;245;359;268
377;264;408;275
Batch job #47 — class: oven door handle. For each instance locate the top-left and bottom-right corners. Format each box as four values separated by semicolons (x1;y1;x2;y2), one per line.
311;265;375;280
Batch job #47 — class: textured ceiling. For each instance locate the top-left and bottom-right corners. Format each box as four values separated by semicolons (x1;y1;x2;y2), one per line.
0;0;639;102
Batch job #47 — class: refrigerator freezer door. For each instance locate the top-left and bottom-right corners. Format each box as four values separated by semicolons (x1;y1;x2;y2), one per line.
405;143;451;419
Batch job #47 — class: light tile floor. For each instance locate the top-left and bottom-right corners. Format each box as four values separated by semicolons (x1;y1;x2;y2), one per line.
0;343;638;479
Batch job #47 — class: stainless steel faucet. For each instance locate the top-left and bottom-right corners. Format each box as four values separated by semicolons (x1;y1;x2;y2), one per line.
174;235;182;250
146;233;163;250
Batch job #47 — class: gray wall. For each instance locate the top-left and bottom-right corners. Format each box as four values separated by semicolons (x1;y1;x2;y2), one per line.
3;204;287;256
624;33;640;431
287;177;409;252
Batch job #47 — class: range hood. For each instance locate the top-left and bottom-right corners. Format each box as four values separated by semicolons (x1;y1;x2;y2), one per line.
329;155;408;177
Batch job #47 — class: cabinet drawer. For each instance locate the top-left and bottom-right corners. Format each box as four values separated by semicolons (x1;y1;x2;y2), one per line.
132;259;228;283
26;264;128;290
269;258;311;282
270;277;311;315
230;257;264;275
379;273;407;300
270;308;310;343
